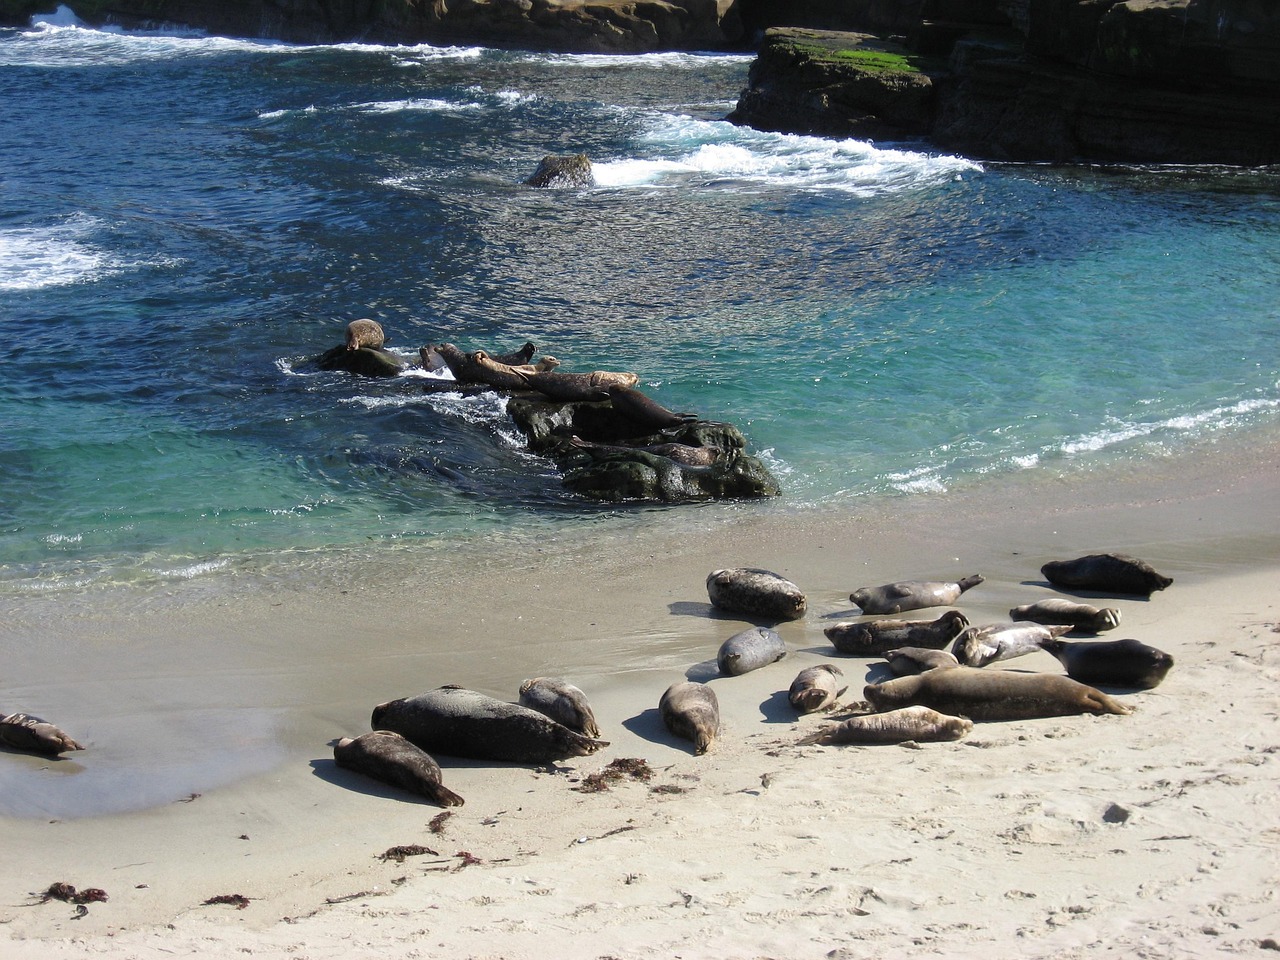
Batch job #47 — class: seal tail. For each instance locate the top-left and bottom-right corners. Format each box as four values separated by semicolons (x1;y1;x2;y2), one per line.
796;727;834;747
427;784;466;808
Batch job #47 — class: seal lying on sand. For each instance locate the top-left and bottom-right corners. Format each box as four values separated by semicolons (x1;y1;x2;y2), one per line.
864;667;1133;721
883;647;961;675
334;730;465;807
1037;637;1174;690
717;626;787;676
707;567;807;622
951;621;1074;668
518;677;601;738
788;664;846;713
1041;553;1172;596
659;681;720;755
798;705;973;745
346;318;385;351
0;712;84;755
372;685;609;763
824;610;969;656
1009;598;1121;633
850;574;985;615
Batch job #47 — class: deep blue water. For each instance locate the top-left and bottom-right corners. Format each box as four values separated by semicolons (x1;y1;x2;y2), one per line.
2;10;1279;595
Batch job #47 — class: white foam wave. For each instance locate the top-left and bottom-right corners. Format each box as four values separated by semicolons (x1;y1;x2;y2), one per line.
541;51;754;69
152;558;231;580
1058;397;1280;457
0;215;112;290
354;98;483;115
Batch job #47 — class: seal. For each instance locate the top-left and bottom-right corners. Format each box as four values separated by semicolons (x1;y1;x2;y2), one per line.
951;621;1074;668
372;685;609;763
864;666;1133;721
659;681;720;754
1009;598;1121;633
850;574;985;615
706;567;807;622
717;626;787;676
1037;637;1175;690
334;730;465;807
824;609;969;656
883;647;961;675
605;385;697;430
525;369;641;402
345;318;385;351
569;436;721;468
489;342;538;366
788;664;847;713
518;677;601;738
1041;553;1173;597
798;705;973;745
0;712;84;755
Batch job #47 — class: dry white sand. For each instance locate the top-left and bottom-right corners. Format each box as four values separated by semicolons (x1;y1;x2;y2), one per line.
2;449;1278;959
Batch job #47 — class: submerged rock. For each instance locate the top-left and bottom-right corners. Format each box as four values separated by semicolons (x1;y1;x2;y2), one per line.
525;154;594;188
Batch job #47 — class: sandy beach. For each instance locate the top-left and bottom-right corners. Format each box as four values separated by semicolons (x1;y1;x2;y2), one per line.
2;445;1278;959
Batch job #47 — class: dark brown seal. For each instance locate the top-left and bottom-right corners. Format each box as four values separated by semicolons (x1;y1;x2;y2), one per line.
706;567;807;622
525;369;640;402
824;609;969;656
345;318;385;351
0;712;84;755
788;664;846;713
569;436;721;467
850;574;985;615
659;681;720;755
883;647;960;675
717;626;787;676
1041;553;1172;597
605;385;697;430
372;685;608;763
1037;637;1175;690
798;705;973;745
518;677;601;738
864;667;1133;721
1009;598;1121;633
334;730;464;807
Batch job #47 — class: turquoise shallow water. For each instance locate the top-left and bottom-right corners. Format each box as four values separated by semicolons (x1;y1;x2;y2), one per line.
1;12;1279;596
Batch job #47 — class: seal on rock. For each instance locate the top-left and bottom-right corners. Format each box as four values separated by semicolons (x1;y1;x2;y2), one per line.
718;626;787;676
1009;598;1121;633
706;567;807;622
788;664;846;713
605;385;697;430
0;712;84;755
798;705;973;745
345;318;385;351
659;681;720;754
489;342;538;366
333;730;465;807
850;574;985;615
883;647;961;675
824;609;969;656
951;621;1074;668
525;369;640;402
372;685;609;764
569;436;721;467
864;666;1133;722
1041;553;1172;597
518;677;601;738
1037;637;1175;690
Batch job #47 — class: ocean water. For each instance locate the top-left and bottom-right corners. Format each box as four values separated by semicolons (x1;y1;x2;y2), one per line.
2;8;1279;599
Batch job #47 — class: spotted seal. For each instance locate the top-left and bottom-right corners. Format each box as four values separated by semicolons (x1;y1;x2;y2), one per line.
883;647;961;675
345;318;385;351
659;681;720;754
1037;637;1175;690
850;574;985;615
706;567;807;622
951;621;1074;668
824;609;969;656
798;705;973;745
1009;598;1121;633
717;626;787;676
372;685;608;763
518;677;600;738
569;436;721;467
864;667;1133;721
334;730;464;807
1041;553;1172;597
0;712;84;755
788;664;847;713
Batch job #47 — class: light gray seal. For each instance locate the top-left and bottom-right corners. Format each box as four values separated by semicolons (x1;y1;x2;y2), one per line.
951;621;1074;668
1041;553;1172;597
372;685;609;764
850;574;985;614
1037;637;1175;690
864;667;1133;721
798;705;973;745
345;318;385;351
1009;598;1121;633
883;647;961;675
659;681;720;754
706;567;807;622
518;677;601;738
334;730;465;807
0;712;84;755
717;626;787;676
824;609;969;656
788;664;847;713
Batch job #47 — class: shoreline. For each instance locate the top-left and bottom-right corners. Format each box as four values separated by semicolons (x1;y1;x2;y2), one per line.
2;444;1278;956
